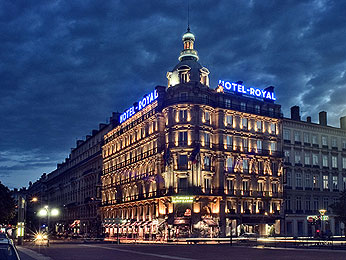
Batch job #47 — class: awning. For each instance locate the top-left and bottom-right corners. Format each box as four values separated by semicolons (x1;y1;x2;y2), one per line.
203;219;218;226
173;218;190;225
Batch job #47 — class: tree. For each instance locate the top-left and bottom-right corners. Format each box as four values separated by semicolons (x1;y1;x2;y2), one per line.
330;191;346;238
0;182;16;224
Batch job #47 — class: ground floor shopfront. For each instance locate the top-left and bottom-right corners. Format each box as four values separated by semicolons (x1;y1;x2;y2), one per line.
285;214;345;237
101;195;282;240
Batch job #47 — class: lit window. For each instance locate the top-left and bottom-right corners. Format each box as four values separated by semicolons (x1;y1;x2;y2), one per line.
323;175;329;189
313;175;319;188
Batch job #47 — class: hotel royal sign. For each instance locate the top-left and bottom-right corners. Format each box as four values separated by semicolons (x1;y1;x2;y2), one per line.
172;196;194;203
119;89;159;124
218;80;276;101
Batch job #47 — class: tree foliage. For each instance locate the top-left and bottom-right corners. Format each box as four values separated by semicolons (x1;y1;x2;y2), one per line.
0;182;16;224
330;191;346;236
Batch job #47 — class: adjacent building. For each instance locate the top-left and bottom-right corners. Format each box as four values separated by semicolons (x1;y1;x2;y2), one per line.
283;106;346;237
101;28;284;239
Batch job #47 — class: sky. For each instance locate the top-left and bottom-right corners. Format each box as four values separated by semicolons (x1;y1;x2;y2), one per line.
1;0;346;189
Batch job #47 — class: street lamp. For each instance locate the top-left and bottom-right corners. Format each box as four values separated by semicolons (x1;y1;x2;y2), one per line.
319;209;327;238
37;206;59;233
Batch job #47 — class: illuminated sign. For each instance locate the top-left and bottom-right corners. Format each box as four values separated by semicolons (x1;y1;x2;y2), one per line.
306;215;329;222
172;196;194;203
218;80;276;101
119;89;158;124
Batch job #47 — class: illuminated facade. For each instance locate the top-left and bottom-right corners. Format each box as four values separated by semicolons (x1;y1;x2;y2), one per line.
283;107;346;237
101;28;283;239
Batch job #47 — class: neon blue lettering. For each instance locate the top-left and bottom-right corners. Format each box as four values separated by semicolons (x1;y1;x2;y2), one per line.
225;82;232;90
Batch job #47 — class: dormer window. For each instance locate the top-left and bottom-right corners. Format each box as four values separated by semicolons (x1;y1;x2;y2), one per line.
178;65;190;84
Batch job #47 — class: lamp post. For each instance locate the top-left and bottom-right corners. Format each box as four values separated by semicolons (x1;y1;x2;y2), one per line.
319;209;327;238
38;206;59;234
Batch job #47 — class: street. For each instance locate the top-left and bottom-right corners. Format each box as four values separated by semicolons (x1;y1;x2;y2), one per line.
16;243;346;260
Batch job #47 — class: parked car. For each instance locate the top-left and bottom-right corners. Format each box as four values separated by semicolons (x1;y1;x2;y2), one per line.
0;241;20;260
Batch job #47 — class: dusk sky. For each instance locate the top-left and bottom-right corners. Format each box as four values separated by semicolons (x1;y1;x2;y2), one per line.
1;0;346;189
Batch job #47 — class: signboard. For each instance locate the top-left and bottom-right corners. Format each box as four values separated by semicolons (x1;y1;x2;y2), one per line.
218;80;276;101
172;196;194;203
119;89;159;124
306;215;329;222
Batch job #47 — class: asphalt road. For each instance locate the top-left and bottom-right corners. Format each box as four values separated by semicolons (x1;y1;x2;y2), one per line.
17;243;346;260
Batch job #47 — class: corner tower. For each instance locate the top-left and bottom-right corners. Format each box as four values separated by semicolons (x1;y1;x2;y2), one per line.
167;28;210;88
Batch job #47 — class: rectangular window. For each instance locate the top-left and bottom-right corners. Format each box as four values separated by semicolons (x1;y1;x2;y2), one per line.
227;179;234;193
332;137;337;148
343;140;346;149
204;132;210;147
286;171;292;186
178;155;188;170
296;172;302;188
272;182;278;193
322;136;328;146
333;176;338;190
257;140;262;151
226;135;232;148
323;175;329;189
295;151;301;164
242;138;248;152
342;157;346;169
255;105;260;114
313;154;319;165
179;109;187;121
179;131;188;145
343;177;346;190
332;156;337;168
304;153;310;165
303;132;310;143
226;157;233;172
294;131;301;142
283;129;291;141
305;199;311;211
270;123;276;134
242;118;248;129
286;197;291;210
204;178;211;193
323;197;329;210
226;115;233;126
258;181;264;192
240;102;246;111
256;120;262;132
296;197;302;211
322;155;328;167
225;99;231;108
305;173;311;188
204;156;211;170
270;142;277;152
204;111;210;123
312;135;318;145
242;180;249;191
284;150;290;163
243;159;249;172
178;177;188;190
313;175;319;188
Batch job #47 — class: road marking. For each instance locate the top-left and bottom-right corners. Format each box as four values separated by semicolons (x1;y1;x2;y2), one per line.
82;244;196;260
17;246;52;260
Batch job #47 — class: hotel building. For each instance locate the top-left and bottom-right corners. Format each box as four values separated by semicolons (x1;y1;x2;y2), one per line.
101;28;284;239
283;107;346;237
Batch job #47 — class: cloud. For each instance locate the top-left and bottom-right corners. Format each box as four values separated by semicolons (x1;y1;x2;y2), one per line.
1;0;346;188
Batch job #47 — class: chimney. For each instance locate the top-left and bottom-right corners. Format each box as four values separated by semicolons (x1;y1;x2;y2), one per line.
319;111;327;126
307;116;311;123
340;116;346;130
290;106;300;121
